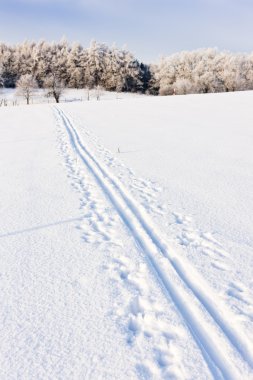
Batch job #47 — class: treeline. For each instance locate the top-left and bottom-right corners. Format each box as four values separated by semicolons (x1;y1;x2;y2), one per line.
0;40;151;93
155;48;253;95
1;40;253;96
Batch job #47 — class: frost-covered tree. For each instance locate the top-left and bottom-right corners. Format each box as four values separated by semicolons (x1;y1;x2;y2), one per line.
14;41;36;77
120;49;142;92
85;41;106;88
155;48;253;95
239;54;253;90
0;44;17;87
174;78;196;95
102;44;121;91
0;40;148;93
67;43;87;88
34;40;52;86
2;40;253;96
51;39;69;84
16;74;37;104
43;74;65;103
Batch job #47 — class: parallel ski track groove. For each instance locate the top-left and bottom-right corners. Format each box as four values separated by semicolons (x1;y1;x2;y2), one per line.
56;107;253;380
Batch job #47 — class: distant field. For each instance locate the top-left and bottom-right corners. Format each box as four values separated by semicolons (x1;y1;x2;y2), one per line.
0;88;145;106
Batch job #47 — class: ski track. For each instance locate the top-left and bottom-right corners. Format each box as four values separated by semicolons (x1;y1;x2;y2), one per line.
55;106;253;379
56;113;193;379
56;113;199;379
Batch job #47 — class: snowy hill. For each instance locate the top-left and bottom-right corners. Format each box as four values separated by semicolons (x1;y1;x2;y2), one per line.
0;92;253;379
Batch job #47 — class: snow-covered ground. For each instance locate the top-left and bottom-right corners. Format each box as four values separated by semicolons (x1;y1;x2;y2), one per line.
0;91;253;379
0;88;145;106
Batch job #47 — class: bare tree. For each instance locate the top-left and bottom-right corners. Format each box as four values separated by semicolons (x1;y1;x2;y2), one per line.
85;79;94;101
44;74;65;103
95;84;103;100
16;74;37;105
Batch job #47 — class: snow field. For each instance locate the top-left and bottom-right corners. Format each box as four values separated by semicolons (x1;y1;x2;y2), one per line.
60;92;253;340
55;106;253;379
0;91;253;379
0;88;145;107
0;105;137;379
55;107;210;379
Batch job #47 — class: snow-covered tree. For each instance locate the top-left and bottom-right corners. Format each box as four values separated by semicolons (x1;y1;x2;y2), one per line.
0;44;17;87
67;43;87;88
43;74;65;103
16;74;37;104
2;40;253;96
155;48;253;95
239;54;253;90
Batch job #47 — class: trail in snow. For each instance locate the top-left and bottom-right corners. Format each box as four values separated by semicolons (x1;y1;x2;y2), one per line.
55;106;253;379
0;105;143;380
65;103;253;339
56;109;195;379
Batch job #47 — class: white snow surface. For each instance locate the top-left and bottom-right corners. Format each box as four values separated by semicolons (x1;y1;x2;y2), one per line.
0;88;144;106
0;91;253;379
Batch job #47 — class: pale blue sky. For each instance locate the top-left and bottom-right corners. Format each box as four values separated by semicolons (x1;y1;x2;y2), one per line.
0;0;252;62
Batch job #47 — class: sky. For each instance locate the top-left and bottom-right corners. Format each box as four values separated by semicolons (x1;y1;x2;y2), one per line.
0;0;252;62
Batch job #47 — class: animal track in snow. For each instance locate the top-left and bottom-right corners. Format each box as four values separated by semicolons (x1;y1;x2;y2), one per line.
226;282;253;325
104;251;188;380
56;109;253;379
57;126;120;246
67;115;166;219
57;115;189;378
173;212;231;272
173;211;253;334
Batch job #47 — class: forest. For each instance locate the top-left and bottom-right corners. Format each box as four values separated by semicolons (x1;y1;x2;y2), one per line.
1;40;253;96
